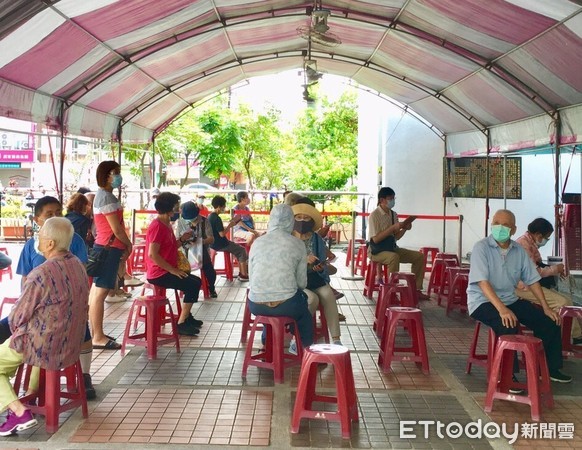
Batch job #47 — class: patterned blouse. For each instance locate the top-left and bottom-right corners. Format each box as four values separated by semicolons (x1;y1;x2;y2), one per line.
9;252;89;370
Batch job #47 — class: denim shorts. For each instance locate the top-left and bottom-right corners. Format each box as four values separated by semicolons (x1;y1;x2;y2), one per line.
92;245;123;290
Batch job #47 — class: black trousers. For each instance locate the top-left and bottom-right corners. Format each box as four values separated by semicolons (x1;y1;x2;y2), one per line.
201;247;216;291
148;272;201;304
471;299;563;373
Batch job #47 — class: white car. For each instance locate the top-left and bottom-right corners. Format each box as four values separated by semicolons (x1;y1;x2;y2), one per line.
186;183;214;190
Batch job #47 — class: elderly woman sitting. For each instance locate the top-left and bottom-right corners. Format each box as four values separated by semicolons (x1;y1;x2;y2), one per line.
0;217;89;436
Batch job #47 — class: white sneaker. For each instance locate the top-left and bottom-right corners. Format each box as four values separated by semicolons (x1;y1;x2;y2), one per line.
105;295;127;303
288;338;298;355
124;277;144;287
333;340;343;346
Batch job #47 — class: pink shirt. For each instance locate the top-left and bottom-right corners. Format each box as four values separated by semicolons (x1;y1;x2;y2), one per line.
93;188;126;250
146;218;178;279
515;231;559;291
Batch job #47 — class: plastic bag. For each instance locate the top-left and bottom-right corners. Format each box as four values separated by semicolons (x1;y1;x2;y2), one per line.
187;239;203;270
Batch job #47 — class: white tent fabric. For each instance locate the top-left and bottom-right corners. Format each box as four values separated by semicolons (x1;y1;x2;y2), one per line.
0;0;581;151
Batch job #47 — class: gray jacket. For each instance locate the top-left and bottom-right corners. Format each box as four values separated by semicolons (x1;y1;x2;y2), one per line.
249;204;307;303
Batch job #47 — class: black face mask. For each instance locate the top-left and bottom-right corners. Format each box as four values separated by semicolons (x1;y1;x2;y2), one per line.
170;212;180;222
294;219;314;235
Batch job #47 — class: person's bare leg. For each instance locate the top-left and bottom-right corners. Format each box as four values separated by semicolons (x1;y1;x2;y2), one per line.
178;302;193;324
89;286;111;346
239;261;248;277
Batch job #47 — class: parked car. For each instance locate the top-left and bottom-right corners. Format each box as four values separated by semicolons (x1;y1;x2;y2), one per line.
186;182;214;190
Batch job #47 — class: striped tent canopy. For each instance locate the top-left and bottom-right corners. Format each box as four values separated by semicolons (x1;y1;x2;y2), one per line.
1;0;581;151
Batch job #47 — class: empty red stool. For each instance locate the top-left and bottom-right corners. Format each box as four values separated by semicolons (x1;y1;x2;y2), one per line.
355;244;368;277
419;247;439;273
345;239;365;267
17;360;88;433
560;306;582;358
0;247;13;282
209;249;234;281
389;272;418;306
378;307;429;374
242;315;303;383
127;243;146;275
436;252;460;265
363;260;389;299
427;256;459;297
374;284;414;338
444;268;470;313
465;321;497;378
291;344;358;439
484;334;553;421
121;295;181;359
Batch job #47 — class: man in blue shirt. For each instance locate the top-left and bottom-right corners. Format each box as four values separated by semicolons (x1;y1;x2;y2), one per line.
0;196;96;398
468;209;570;383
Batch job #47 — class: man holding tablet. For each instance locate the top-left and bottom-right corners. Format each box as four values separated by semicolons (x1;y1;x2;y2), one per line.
367;187;428;299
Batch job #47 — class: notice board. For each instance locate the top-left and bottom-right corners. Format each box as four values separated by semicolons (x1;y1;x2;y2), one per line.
443;157;522;199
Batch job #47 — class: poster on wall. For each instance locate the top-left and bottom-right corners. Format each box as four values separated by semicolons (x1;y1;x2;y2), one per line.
443;157;522;199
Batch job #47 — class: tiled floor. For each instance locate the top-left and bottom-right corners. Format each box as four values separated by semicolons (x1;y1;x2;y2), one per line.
0;246;581;449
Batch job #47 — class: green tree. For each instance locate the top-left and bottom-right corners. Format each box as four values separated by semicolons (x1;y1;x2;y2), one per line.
286;89;358;191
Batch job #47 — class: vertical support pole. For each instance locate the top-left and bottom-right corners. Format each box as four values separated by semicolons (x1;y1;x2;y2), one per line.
484;130;491;237
443;136;448;253
131;208;136;244
152;135;156;187
503;155;507;209
458;215;464;262
341;211;364;281
553;113;561;256
58;104;66;204
361;197;367;240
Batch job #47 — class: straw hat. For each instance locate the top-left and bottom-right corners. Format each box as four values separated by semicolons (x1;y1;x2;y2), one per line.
291;203;323;231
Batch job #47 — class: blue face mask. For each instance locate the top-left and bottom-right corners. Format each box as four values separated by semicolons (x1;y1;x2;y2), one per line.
491;224;511;243
387;199;395;209
170;212;180;222
111;174;123;188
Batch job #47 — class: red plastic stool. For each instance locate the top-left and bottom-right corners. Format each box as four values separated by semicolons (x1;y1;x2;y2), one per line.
445;271;469;315
436;252;460;265
374;284;414;338
291;344;358;439
138;284;182;329
17;360;88;433
427;257;459;297
355;244;368;277
200;271;211;299
484;335;554;421
0;297;17;317
0;247;13;281
121;295;181;359
313;302;330;344
345;239;365;267
389;272;418;306
465;322;497;378
419;247;439;273
209;249;234;281
363;260;389;299
240;289;262;343
378;307;430;374
242;315;303;383
127;243;146;275
560;306;582;358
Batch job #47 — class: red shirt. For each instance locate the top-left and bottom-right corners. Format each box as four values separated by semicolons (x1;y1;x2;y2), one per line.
145;218;178;279
198;204;209;218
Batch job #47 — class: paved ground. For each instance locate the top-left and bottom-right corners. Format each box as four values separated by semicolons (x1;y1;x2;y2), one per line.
0;242;580;450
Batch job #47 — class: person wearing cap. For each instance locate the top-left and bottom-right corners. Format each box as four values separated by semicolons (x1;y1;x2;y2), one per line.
147;188;161;211
248;204;313;349
292;198;342;346
368;187;427;299
175;201;218;298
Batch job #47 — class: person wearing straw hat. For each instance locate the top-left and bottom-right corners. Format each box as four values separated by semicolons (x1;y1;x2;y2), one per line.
292;199;342;348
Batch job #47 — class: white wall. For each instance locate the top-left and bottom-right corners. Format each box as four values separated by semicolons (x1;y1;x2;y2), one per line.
357;99;581;260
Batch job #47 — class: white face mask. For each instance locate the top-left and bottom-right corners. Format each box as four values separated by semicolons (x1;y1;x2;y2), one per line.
536;237;549;248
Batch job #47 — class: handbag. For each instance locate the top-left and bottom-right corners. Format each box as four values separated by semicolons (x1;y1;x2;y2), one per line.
177;249;191;273
187;239;204;270
86;234;115;277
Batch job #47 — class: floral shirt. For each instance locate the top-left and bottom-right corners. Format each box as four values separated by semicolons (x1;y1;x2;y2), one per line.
9;253;89;370
515;232;559;291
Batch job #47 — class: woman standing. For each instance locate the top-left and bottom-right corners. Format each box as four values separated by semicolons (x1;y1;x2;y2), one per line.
146;192;203;335
89;161;132;350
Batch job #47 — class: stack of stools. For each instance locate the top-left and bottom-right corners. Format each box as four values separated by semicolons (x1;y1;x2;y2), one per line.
16;360;88;433
444;267;470;314
355;244;368;277
127;243;146;276
465;322;497;378
560;305;582;358
427;254;459;298
363;260;389;299
419;247;439;274
209;249;234;281
378;307;430;374
291;344;358;439
374;284;415;338
121;295;181;359
484;335;554;421
345;239;366;268
242;315;303;383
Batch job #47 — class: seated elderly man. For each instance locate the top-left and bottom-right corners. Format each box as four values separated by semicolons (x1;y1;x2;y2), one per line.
468;209;571;385
248;204;314;349
0;217;89;436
